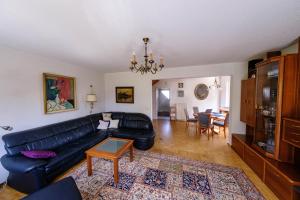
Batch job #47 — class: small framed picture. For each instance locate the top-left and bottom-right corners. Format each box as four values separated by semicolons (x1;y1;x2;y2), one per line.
116;87;134;103
178;82;184;88
178;90;184;97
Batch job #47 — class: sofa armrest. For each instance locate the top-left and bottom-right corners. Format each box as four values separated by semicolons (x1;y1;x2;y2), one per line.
1;155;47;173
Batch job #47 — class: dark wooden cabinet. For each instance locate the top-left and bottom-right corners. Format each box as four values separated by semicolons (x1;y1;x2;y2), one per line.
232;134;300;200
232;135;244;159
237;40;300;199
240;55;298;161
240;78;256;127
265;162;294;200
244;145;265;179
254;56;284;160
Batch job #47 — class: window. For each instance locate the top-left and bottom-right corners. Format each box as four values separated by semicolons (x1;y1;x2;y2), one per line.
161;90;170;99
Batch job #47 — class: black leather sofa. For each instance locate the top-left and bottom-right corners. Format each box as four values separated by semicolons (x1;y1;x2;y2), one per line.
21;177;82;200
1;112;155;194
89;112;155;150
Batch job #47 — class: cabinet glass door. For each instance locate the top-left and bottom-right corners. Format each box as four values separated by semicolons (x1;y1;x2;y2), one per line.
255;61;279;155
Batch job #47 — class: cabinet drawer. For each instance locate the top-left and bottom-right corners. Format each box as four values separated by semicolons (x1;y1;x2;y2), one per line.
244;146;264;179
265;163;293;200
285;120;300;131
283;119;300;147
232;136;244;159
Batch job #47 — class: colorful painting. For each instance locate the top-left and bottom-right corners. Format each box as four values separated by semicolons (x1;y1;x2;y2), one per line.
116;87;134;103
43;73;77;114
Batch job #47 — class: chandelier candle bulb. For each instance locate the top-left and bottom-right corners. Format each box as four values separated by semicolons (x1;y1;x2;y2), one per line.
132;52;136;62
149;53;153;60
160;57;164;65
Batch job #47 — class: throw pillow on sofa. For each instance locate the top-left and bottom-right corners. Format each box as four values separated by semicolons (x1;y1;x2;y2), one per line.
97;120;110;130
102;113;112;121
108;119;119;129
21;150;56;159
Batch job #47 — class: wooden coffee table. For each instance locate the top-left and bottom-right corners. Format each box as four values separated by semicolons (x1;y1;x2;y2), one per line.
85;137;134;184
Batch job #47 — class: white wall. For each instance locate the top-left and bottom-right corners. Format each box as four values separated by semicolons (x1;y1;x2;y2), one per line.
104;62;248;142
152;77;223;120
219;76;231;108
0;46;105;182
281;40;298;55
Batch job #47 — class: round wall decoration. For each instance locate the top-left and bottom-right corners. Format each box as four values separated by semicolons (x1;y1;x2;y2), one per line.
194;84;209;100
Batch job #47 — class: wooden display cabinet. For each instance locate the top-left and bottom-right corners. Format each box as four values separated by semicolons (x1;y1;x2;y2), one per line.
237;39;300;199
253;56;284;159
240;54;298;162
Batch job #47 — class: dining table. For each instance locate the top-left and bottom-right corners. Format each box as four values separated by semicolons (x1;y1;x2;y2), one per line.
194;112;226;120
195;112;226;135
210;112;226;121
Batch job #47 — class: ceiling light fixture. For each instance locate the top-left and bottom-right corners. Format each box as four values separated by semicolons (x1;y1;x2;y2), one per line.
209;77;221;89
130;37;164;75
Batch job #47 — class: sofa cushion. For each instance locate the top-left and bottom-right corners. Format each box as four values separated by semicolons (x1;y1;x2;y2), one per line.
109;129;155;150
88;112;125;131
121;113;153;130
45;132;107;174
45;146;82;174
21;150;56;159
97;120;110;130
109;129;155;140
102;113;112;121
108;120;119;129
1;155;48;173
3;117;94;156
70;132;108;151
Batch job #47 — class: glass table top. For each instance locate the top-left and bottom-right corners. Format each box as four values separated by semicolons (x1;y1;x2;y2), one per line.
95;138;128;153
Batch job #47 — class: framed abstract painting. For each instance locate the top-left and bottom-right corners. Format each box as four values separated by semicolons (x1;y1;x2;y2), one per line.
115;87;134;103
43;73;77;114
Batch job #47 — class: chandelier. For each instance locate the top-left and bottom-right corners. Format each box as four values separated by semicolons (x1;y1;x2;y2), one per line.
130;37;164;74
209;77;221;89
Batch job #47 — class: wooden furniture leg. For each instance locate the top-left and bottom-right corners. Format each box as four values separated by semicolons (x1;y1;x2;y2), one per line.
113;158;119;184
87;155;92;176
207;128;210;140
130;145;134;162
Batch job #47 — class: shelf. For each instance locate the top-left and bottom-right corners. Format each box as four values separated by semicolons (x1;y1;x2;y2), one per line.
267;75;278;79
252;142;274;157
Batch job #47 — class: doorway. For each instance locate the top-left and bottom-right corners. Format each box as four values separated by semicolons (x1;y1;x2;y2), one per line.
157;89;170;118
152;76;232;142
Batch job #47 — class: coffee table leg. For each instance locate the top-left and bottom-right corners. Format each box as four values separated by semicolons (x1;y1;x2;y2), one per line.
113;158;119;184
130;145;134;162
87;155;92;176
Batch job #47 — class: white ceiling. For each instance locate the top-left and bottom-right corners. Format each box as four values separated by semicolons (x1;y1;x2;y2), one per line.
0;0;299;72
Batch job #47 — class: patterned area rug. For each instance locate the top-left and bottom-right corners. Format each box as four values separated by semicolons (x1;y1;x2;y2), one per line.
69;151;264;200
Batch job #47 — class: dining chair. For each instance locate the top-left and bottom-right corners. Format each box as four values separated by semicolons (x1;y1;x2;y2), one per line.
205;109;213;113
184;108;198;133
198;112;214;140
213;113;229;138
192;106;199;119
